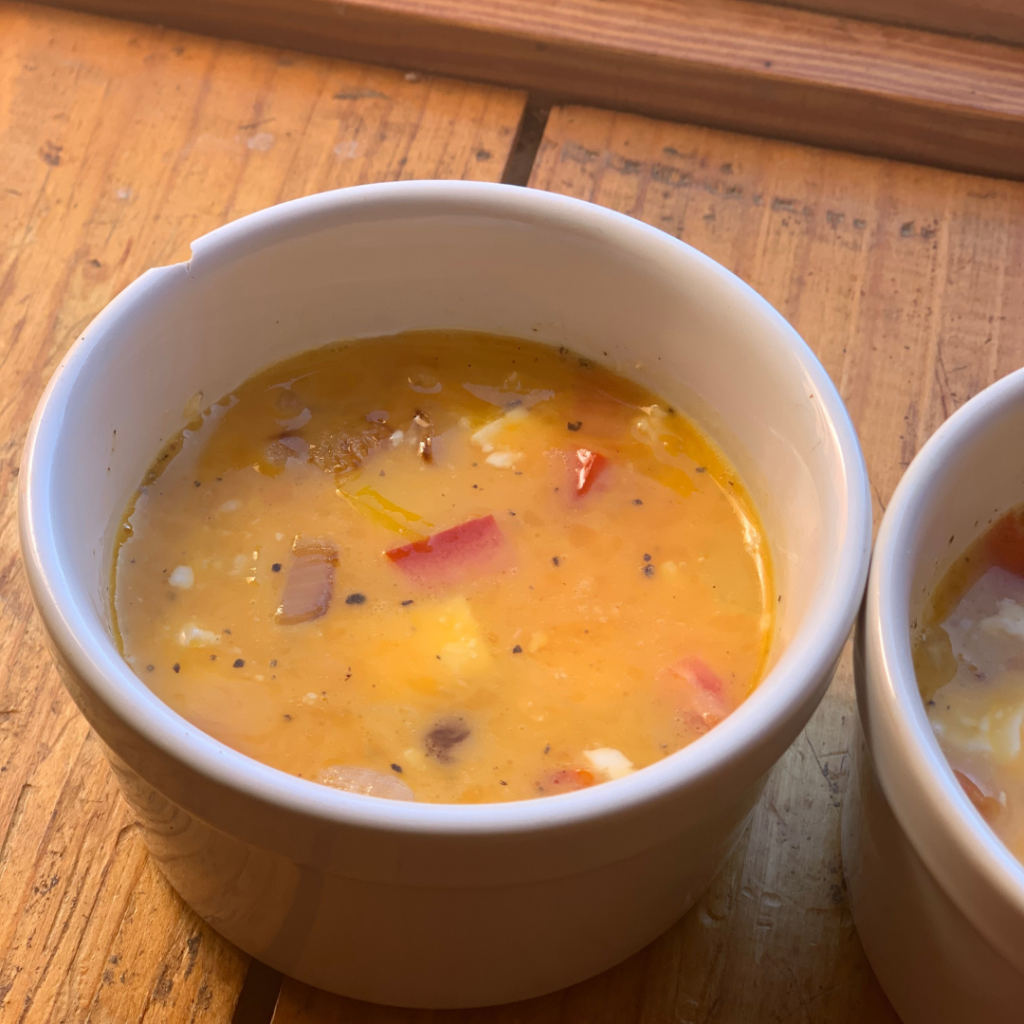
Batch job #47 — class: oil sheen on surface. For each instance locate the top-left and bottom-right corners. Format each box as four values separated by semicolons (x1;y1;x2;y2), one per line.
914;507;1024;856
113;331;773;804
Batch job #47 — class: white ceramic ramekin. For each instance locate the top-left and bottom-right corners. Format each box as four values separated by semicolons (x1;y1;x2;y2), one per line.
845;367;1024;1024
20;181;870;1008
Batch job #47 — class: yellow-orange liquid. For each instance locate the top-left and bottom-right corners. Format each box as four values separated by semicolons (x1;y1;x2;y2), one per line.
113;331;773;803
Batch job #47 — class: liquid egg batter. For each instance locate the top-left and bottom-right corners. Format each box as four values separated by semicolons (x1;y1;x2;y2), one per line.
113;331;773;803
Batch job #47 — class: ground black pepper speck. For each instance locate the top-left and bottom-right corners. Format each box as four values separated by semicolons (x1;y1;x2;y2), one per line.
346;593;366;605
512;644;523;654
233;658;245;668
172;663;180;673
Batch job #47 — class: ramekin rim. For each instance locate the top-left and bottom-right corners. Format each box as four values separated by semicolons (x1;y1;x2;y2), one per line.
19;180;872;836
866;365;1024;920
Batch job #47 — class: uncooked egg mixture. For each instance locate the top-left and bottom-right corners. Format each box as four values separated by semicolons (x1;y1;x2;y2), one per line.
914;506;1024;857
113;331;774;803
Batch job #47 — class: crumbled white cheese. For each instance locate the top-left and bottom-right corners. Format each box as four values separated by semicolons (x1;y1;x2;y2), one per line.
178;623;219;647
168;565;194;589
584;747;635;780
390;429;405;446
981;599;1024;641
219;499;241;513
485;451;521;469
302;692;320;705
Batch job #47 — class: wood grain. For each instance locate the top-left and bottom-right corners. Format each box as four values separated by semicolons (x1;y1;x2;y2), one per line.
272;107;1024;1022
761;0;1024;48
0;4;524;1022
30;0;1024;181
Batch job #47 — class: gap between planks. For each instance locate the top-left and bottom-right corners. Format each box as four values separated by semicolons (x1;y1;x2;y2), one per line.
27;0;1024;181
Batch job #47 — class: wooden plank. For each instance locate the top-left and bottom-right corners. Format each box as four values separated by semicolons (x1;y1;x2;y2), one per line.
0;4;525;1022
28;0;1024;181
271;107;1024;1022
761;0;1024;49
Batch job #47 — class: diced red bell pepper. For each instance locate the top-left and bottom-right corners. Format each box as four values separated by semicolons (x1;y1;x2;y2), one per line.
574;448;607;496
953;769;1001;823
657;656;731;736
385;514;508;586
538;767;595;795
987;509;1024;578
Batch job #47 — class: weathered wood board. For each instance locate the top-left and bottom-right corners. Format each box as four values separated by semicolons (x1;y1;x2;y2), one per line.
0;5;524;1021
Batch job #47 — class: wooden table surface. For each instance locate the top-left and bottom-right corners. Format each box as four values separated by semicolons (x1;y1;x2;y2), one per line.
2;4;1023;1022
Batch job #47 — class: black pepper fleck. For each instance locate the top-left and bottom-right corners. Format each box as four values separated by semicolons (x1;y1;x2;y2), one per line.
543;743;551;754
552;556;560;567
401;599;414;606
632;498;643;505
233;658;245;668
643;553;651;562
567;421;582;431
346;593;366;605
172;663;180;674
146;664;154;672
270;659;277;667
642;564;655;577
283;714;293;721
390;763;403;773
695;466;707;473
193;480;201;487
512;644;523;654
272;563;282;572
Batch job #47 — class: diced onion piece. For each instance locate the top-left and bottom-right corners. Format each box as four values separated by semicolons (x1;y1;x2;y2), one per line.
276;537;338;625
385;515;508;586
319;766;415;801
424;716;472;763
953;769;1001;822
